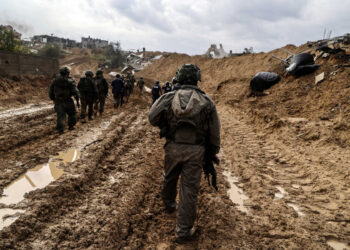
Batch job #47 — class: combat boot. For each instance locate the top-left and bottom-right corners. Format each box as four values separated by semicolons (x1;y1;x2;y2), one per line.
175;227;196;244
81;118;87;123
88;116;93;121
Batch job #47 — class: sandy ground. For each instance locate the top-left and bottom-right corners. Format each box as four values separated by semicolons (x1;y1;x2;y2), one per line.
0;45;350;249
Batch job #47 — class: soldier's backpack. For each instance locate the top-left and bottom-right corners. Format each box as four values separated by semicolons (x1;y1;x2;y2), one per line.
169;88;210;145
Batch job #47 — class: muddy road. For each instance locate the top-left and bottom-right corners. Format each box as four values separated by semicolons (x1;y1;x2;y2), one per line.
0;90;349;249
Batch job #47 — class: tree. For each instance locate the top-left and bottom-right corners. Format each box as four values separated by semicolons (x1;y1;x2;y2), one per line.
0;29;20;52
103;42;126;68
38;44;61;58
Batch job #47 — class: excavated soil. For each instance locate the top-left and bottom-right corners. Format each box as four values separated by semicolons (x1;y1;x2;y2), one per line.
0;44;350;249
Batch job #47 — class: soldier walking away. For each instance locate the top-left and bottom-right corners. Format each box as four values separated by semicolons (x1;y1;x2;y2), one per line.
49;67;80;133
78;70;98;123
126;72;135;94
163;81;172;93
111;74;125;108
93;69;108;117
151;80;162;104
137;77;145;95
149;64;221;243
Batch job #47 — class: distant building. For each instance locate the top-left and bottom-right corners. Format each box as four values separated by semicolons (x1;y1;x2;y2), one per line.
81;36;108;49
32;35;77;48
0;25;22;40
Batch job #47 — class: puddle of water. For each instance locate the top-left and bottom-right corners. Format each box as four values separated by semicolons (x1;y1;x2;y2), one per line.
287;203;305;216
274;186;287;199
0;104;52;120
0;208;25;230
0;149;79;230
327;240;350;250
223;171;249;213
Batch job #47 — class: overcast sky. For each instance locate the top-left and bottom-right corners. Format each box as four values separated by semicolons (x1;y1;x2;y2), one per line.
1;0;349;54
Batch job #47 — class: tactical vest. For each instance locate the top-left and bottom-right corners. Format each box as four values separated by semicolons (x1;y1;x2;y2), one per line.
79;77;96;94
95;78;103;91
53;77;73;102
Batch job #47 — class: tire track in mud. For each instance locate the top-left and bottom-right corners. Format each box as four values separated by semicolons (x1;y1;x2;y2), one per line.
219;106;350;249
0;100;118;190
0;103;148;248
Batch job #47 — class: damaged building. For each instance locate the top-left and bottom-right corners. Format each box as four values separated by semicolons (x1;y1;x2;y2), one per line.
32;35;78;48
0;25;21;40
205;44;229;59
81;36;108;49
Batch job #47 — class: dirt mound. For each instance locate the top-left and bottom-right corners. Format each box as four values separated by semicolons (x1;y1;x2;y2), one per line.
0;75;52;111
139;44;350;148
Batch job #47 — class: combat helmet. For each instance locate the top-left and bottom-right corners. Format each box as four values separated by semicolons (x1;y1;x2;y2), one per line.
176;64;201;85
59;66;70;76
85;70;94;77
96;69;103;76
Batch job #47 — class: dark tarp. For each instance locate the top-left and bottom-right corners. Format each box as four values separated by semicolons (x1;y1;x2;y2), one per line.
286;53;319;76
250;72;281;92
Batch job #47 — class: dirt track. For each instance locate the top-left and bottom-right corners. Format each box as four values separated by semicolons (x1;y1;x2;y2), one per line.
1;48;350;248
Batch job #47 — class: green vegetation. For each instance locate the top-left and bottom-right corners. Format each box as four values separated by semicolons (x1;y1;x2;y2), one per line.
0;29;29;54
103;42;126;68
38;44;61;58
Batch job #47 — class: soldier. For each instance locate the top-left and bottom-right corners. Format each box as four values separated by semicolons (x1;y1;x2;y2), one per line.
126;72;135;94
151;80;162;104
137;77;145;95
111;74;124;108
149;64;220;243
172;77;181;91
163;81;172;93
93;69;108;117
78;70;98;123
49;67;80;133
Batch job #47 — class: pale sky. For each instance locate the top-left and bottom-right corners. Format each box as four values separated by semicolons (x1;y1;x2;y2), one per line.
1;0;349;54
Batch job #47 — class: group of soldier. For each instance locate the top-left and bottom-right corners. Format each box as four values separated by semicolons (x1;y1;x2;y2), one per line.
49;63;221;244
49;67;144;133
151;77;181;104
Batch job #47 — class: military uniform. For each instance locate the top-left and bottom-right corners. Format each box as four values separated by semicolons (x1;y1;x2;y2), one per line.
94;73;109;115
78;71;98;121
149;64;220;242
49;72;80;132
137;78;145;95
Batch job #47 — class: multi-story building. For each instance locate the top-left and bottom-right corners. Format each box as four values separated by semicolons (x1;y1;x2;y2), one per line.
81;36;108;49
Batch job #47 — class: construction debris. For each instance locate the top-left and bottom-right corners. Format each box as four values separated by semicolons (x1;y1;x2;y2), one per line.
315;72;325;85
205;44;229;58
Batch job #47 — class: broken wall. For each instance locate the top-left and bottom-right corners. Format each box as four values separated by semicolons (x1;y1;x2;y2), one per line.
0;51;59;76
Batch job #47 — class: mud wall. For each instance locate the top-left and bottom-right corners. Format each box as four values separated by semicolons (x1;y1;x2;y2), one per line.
0;51;59;76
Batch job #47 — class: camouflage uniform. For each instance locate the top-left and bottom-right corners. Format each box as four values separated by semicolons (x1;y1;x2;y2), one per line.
78;71;98;121
49;71;80;132
93;72;109;115
149;64;220;241
137;78;145;95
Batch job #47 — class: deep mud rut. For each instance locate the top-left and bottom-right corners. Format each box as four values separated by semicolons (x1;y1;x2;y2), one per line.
0;92;349;249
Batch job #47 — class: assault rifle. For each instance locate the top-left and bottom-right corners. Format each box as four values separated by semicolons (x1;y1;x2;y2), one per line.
203;146;219;191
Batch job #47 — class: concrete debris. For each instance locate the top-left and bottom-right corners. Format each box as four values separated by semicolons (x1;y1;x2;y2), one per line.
315;72;325;85
205;44;229;59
